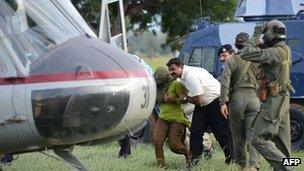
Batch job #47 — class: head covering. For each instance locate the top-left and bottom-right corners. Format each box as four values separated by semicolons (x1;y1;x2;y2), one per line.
154;66;173;103
235;32;250;50
235;32;250;42
262;19;286;46
217;44;233;56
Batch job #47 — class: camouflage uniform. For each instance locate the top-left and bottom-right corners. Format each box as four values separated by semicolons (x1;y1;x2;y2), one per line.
220;54;260;169
240;22;293;171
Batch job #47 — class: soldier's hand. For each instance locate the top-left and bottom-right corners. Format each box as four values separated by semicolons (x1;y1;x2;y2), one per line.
220;104;229;119
253;24;265;36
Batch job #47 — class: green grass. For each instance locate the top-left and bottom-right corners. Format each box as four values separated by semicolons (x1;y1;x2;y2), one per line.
142;56;171;71
2;140;304;171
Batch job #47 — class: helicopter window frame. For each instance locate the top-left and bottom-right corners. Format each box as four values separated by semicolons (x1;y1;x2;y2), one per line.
0;58;7;75
0;47;8;76
188;46;216;73
0;0;97;77
0;27;30;77
99;0;127;51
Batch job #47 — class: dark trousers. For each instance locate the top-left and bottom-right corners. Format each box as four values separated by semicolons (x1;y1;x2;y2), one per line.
118;134;131;156
190;98;233;163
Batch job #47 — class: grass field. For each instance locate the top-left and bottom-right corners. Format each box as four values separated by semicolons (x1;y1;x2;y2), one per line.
142;56;171;70
2;140;304;171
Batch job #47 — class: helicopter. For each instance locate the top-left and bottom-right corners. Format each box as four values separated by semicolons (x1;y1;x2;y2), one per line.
0;0;156;170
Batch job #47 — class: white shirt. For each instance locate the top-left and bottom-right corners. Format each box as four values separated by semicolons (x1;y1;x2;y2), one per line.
180;65;220;106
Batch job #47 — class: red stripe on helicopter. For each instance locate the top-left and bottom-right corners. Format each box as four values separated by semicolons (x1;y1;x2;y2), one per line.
0;69;150;85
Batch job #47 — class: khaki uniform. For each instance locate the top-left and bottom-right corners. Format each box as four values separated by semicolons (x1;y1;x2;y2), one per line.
240;38;293;171
220;54;260;169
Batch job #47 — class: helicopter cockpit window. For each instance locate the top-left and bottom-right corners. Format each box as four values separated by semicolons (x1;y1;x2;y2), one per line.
189;47;216;72
0;0;85;65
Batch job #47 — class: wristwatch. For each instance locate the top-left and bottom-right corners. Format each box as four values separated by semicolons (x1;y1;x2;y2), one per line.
183;96;188;102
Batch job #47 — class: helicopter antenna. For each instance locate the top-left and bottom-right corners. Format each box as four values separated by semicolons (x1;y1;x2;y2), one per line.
238;0;244;7
199;0;203;18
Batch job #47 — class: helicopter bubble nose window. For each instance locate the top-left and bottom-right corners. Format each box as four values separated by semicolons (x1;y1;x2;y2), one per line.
0;0;93;65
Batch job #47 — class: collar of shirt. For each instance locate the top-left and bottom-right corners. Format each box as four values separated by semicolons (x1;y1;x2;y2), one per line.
181;65;189;81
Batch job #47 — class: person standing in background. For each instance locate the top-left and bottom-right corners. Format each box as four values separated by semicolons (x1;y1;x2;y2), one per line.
220;32;260;170
240;19;294;171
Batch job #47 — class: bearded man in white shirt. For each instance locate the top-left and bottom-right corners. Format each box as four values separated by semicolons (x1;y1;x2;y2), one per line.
166;58;233;167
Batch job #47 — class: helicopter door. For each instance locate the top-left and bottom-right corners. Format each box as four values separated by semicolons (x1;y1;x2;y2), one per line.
99;0;127;51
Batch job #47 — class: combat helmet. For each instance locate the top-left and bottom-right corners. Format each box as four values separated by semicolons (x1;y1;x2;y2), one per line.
262;19;286;44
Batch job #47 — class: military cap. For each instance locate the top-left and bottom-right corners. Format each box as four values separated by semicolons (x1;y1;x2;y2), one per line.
218;44;233;56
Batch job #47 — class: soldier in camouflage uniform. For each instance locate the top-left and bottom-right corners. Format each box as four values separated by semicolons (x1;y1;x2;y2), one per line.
219;32;260;170
240;19;294;171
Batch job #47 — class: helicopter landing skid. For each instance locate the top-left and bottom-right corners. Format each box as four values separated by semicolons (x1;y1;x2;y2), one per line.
54;148;87;171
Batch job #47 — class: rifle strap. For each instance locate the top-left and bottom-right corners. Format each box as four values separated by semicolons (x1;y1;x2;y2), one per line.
233;61;251;90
